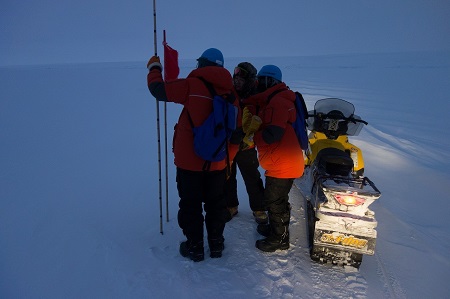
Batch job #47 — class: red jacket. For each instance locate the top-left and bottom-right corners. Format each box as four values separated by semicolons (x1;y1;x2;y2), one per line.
248;83;304;179
148;66;237;171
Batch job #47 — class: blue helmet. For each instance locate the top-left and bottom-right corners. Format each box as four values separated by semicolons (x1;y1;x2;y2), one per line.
197;48;224;67
257;65;282;82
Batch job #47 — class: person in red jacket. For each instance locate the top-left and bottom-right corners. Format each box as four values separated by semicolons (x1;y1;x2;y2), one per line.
147;48;237;262
224;62;267;225
244;65;304;252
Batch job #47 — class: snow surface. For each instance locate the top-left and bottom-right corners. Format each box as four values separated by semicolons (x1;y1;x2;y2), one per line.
1;51;450;298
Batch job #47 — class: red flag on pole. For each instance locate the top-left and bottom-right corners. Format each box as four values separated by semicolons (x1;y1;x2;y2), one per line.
163;30;179;81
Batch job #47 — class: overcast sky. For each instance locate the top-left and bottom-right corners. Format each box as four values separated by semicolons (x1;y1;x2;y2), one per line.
1;0;449;65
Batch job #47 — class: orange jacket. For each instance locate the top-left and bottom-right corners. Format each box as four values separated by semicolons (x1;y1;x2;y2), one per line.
248;84;304;179
147;66;237;171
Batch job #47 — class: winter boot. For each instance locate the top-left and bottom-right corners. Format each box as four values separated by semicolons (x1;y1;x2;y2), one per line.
208;237;225;258
253;211;268;224
255;231;289;252
255;214;290;252
179;240;204;262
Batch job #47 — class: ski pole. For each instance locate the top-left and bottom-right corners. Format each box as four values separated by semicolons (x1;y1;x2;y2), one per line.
153;0;163;235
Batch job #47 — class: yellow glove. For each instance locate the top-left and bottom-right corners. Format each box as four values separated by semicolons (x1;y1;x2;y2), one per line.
247;115;262;134
242;133;255;149
147;56;162;71
241;115;262;149
242;107;252;134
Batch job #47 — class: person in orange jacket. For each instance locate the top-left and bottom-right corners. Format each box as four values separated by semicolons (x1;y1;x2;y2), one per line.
147;48;239;261
244;65;304;252
224;62;267;224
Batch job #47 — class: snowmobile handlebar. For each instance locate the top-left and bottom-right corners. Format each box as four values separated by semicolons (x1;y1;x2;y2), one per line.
308;113;369;126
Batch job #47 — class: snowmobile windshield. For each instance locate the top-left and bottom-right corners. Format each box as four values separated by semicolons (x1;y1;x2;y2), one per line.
307;98;365;137
314;98;355;117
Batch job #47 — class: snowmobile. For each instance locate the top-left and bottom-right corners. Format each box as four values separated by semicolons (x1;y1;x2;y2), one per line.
301;98;381;268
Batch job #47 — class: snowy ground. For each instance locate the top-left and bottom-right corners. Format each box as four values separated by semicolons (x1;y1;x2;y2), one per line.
1;51;449;298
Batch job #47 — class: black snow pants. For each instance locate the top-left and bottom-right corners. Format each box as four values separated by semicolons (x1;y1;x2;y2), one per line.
264;176;294;235
224;147;265;211
176;167;229;243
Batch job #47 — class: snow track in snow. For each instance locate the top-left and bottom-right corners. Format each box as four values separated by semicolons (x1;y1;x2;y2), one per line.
375;251;407;299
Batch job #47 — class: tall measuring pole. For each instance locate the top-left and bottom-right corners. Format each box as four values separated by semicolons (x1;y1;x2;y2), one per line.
153;0;163;235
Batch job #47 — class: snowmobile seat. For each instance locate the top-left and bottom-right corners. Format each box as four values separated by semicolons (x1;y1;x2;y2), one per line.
316;147;354;176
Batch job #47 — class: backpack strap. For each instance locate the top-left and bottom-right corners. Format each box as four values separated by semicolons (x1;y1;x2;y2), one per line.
266;88;298;127
198;77;236;104
198;77;217;97
186;77;216;129
266;87;288;104
265;87;289;123
186;77;216;127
